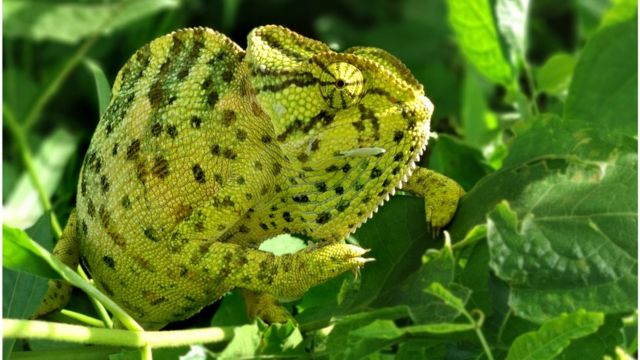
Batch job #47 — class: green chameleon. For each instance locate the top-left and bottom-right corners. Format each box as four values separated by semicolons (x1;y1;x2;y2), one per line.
39;25;464;330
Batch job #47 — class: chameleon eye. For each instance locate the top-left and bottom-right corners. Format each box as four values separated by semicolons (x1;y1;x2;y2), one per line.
319;62;365;109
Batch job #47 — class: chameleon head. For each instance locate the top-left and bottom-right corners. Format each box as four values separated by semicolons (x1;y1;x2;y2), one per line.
246;26;433;162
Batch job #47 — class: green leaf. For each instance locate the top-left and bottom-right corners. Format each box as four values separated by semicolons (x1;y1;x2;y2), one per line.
84;58;112;117
506;310;604;360
427;134;493;190
349;319;404;339
218;324;261;359
446;0;514;86
3;224;60;279
424;282;466;312
260;321;304;355
3;128;78;229
210;290;250;327
535;53;577;97
3;0;180;44
460;68;500;148
496;0;531;62
600;0;638;28
558;315;625;359
404;322;476;334
565;19;637;141
487;156;637;323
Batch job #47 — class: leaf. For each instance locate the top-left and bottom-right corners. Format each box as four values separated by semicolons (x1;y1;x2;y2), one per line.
3;224;60;279
460;68;500;148
506;310;604;360
487;154;637;323
404;322;476;334
496;0;531;62
218;324;261;359
564;19;637;141
3;128;78;229
600;0;638;28
446;0;514;86
3;0;180;44
424;282;466;312
535;53;577;97
427;134;492;190
84;58;112;117
2;269;49;357
558;315;625;359
260;321;304;355
210;290;250;327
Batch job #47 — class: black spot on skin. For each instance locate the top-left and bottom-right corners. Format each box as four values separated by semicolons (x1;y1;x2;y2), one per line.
87;200;95;217
100;175;110;193
254;161;263;170
222;69;234;82
223;148;237;160
236;129;247;141
261;135;272;144
239;225;250;233
237;176;246;185
192;164;206;184
335;186;344;195
202;77;213;90
325;164;339;172
126;139;141;160
222;110;236;126
152;155;170;179
144;227;160;242
382;179;391;187
311;139;320;151
103;255;115;269
150;297;167;306
342;163;351;173
392;166;400;175
355;183;364;191
371;167;382;178
81;221;88;235
80;178;87;197
282;212;293;222
315;181;327;192
191;116;202;128
211;144;221;156
207;90;219;107
151;122;163;137
194;221;205;232
221;196;235;207
121;195;132;209
297;152;309;162
272;162;282;175
260;223;269;230
148;80;165;107
99;206;111;229
166;125;178;139
112;143;119;156
336;200;350;212
214;174;224;184
292;194;309;203
393;152;403;162
393;131;404;143
245;193;253;200
316;212;331;224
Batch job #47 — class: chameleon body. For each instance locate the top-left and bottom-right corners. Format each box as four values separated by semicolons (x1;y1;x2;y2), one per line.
40;26;464;329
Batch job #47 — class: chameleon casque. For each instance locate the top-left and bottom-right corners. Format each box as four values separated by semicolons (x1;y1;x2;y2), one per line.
40;25;464;330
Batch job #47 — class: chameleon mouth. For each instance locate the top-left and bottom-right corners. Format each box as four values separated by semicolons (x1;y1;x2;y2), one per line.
347;133;429;236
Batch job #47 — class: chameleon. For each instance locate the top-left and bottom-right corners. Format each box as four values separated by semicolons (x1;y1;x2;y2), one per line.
38;25;464;330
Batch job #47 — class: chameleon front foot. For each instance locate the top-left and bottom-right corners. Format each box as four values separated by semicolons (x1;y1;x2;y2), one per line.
403;167;465;232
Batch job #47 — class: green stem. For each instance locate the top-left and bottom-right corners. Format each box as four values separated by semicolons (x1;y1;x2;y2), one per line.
497;308;513;346
462;310;494;360
522;62;540;116
22;33;101;132
77;265;114;328
3;319;234;348
57;309;105;328
3;104;63;238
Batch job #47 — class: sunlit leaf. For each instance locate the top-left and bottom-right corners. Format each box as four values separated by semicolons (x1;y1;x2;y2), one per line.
506;310;604;360
84;58;112;117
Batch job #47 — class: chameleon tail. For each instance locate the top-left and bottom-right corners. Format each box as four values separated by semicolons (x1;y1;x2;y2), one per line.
33;210;80;318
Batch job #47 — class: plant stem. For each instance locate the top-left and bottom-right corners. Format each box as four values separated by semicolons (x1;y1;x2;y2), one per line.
3;319;234;348
462;310;495;360
497;308;513;346
77;265;114;328
22;33;101;132
57;309;105;328
3;104;63;237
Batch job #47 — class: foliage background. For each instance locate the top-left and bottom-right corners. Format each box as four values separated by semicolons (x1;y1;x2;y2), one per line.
2;0;638;359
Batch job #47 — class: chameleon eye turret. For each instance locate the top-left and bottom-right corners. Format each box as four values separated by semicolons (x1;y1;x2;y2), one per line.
36;25;464;329
318;61;365;109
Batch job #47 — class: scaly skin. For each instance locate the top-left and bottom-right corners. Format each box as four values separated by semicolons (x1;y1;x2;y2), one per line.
39;26;464;329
